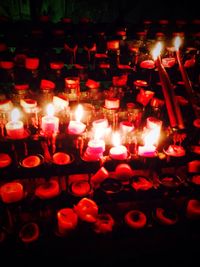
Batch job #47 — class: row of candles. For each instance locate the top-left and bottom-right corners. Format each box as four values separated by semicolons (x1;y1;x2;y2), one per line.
0;36;197;162
2;99;162;160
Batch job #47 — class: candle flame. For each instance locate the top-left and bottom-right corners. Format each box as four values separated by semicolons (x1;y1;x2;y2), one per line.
143;128;160;148
11;108;20;122
112;132;121;147
94;128;104;140
47;103;55;117
152;42;162;61
75;104;83;122
174;36;181;51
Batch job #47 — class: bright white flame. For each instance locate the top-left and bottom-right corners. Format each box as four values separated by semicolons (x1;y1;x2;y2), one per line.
75;104;83;122
11;108;20;122
94;128;104;140
152;42;162;61
174;36;182;51
112;132;121;147
143;128;160;148
47;103;55;117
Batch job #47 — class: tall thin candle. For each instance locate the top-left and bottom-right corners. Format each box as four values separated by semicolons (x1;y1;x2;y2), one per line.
152;42;184;129
174;36;198;118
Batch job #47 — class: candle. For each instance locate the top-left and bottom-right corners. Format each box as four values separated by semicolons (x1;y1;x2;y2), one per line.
53;95;69;113
19;222;40;244
124;210;147;229
174;36;198;118
107;40;119;50
120;121;134;135
90;167;109;189
0;153;12;168
152;42;184;129
105;98;120;109
74;197;98;223
83;128;105;161
138;119;161;157
21;155;41;168
115;163;133;183
109;132;128;160
57;208;78;235
20;99;37;111
0;99;13;112
94;213;115;234
0;182;24;203
5;108;24;138
71;180;91;197
93;118;108;130
140;59;155;69
35;180;60;199
41;104;59;134
136;88;155;107
52;152;71;165
146;116;162;132
68;104;86;135
84;139;105;161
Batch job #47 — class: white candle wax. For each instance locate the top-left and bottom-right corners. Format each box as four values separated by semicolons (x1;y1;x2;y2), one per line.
68;120;86;135
109;145;128;160
6;120;24;138
41;115;59;134
138;145;157;157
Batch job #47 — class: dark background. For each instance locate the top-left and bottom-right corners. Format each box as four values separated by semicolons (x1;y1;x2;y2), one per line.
0;0;199;23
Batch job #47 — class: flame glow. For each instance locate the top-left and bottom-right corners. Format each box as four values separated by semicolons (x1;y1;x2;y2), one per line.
174;36;182;51
47;103;55;117
75;104;83;122
11;108;20;122
143;128;160;149
112;132;121;147
94;128;104;140
152;42;162;60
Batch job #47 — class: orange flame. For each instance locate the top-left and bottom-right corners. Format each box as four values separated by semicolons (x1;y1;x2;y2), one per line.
152;42;162;60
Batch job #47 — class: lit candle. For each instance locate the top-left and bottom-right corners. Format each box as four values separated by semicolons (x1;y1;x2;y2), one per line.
5;108;24;138
68;104;86;135
0;182;24;203
83;129;105;161
146;116;162;132
174;36;198;118
138;119;161;157
92;118;109;139
109;132;128;160
152;42;184;129
57;208;78;235
41;104;59;134
138;129;158;157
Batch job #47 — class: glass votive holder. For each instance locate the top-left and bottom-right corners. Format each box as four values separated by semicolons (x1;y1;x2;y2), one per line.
65;77;80;96
126;102;144;129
